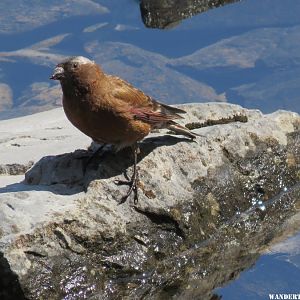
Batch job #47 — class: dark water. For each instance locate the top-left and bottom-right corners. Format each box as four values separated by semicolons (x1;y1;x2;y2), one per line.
0;0;299;298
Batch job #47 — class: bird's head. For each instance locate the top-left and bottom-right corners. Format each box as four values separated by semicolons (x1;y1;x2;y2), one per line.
50;56;95;81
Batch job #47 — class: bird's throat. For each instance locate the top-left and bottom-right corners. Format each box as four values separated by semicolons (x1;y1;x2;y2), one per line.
61;79;91;103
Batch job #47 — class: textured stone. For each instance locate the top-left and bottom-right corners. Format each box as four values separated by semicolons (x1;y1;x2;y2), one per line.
0;103;299;299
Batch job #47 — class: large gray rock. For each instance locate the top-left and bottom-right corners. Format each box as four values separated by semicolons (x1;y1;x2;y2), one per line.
0;103;299;299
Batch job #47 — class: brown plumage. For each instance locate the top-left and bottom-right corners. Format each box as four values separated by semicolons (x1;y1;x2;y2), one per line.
51;56;197;203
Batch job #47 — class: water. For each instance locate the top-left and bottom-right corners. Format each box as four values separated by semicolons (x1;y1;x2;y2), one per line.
217;232;300;299
0;0;299;298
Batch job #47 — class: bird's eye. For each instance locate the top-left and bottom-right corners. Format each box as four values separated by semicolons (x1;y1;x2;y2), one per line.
73;62;78;68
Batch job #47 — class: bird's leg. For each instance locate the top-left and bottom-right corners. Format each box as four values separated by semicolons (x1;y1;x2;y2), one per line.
83;143;106;174
116;144;139;204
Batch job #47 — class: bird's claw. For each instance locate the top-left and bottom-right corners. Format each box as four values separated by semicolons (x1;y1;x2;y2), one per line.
117;173;139;205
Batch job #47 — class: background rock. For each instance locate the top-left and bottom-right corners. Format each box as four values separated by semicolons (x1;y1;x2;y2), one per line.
2;1;300;120
140;0;240;29
0;83;13;111
0;1;108;34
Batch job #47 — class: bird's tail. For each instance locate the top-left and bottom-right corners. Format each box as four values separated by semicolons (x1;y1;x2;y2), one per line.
167;121;199;139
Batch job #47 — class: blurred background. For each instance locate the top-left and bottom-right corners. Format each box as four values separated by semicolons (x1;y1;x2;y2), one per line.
0;0;300;121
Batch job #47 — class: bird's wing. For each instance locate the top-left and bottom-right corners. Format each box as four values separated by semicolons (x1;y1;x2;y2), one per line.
108;75;186;124
128;107;180;124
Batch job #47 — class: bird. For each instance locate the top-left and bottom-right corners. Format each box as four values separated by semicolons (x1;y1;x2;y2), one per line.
50;56;197;203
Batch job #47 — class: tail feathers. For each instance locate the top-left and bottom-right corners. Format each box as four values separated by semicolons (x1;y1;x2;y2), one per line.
167;122;199;139
159;102;187;115
153;100;186;118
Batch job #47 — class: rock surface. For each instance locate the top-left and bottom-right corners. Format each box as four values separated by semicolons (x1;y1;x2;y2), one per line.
140;0;240;29
0;103;299;299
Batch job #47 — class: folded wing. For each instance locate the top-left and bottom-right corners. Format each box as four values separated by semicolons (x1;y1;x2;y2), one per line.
109;75;186;125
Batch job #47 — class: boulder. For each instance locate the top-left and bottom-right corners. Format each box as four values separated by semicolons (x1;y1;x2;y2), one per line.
0;103;299;299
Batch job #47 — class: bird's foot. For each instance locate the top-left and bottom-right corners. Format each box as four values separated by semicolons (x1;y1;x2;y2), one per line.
115;169;139;204
83;143;107;175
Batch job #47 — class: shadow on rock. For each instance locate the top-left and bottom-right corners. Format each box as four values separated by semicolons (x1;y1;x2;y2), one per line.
0;252;26;300
15;135;191;195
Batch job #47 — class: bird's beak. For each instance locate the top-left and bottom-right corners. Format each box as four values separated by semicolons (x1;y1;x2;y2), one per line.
50;66;64;80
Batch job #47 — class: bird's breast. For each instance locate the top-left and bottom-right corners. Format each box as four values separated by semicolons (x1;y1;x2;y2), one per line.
62;94;151;147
